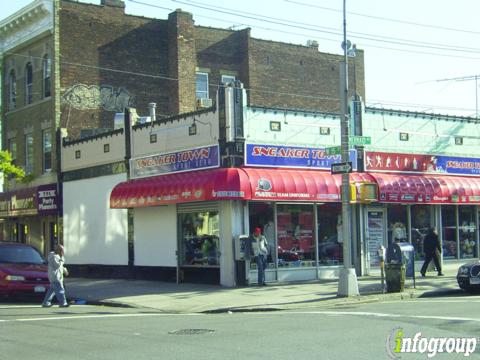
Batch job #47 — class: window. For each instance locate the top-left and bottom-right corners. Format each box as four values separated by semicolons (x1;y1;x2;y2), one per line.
179;211;219;266
42;55;51;98
317;203;342;266
8;138;17;165
25;63;33;105
441;206;457;259
25;133;34;174
221;74;235;86
459;206;476;259
195;72;209;99
8;70;16;111
42;130;52;173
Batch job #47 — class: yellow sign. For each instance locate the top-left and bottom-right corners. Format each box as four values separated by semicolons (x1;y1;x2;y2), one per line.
350;182;378;203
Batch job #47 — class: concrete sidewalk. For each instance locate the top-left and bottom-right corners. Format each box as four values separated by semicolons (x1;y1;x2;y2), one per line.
65;264;462;313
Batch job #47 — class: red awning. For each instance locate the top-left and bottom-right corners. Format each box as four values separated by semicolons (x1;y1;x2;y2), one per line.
370;173;480;204
110;168;375;208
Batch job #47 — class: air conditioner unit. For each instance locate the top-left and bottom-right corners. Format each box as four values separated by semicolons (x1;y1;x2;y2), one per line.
197;98;213;108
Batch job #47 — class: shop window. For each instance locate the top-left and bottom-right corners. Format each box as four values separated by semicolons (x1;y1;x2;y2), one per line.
441;206;457;259
8;70;16;111
179;211;219;267
387;204;408;245
25;63;33;105
42;55;51;98
317;203;342;266
277;204;314;267
195;72;209;99
43;130;52;173
248;202;275;268
459;206;476;259
411;205;433;261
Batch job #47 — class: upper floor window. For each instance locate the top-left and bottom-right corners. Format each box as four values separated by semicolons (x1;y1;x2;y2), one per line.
8;138;17;165
8;70;16;111
195;72;209;99
221;75;235;86
25;133;33;174
42;55;51;98
25;63;33;105
42;130;52;173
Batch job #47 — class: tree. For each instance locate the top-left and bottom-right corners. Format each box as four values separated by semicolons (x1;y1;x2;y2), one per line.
0;151;25;181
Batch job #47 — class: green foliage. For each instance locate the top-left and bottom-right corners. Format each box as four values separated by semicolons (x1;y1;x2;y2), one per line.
0;150;25;181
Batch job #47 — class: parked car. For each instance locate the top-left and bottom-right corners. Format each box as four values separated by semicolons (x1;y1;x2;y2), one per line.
0;242;49;297
457;260;480;292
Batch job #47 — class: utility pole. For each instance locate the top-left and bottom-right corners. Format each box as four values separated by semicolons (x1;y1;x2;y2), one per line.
337;0;359;297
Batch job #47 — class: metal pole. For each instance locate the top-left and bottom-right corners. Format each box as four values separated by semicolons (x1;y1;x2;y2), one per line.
337;0;359;297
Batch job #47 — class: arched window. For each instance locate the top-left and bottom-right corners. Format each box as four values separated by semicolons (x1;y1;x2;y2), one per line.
25;62;33;105
42;55;51;98
8;70;16;111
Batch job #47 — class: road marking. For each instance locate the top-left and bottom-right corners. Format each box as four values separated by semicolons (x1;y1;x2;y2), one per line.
277;311;480;323
0;312;203;323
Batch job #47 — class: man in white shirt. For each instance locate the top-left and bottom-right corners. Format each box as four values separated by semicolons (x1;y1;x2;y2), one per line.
249;227;269;286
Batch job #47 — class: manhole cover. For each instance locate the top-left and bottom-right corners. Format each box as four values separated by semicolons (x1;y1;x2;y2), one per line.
168;329;215;335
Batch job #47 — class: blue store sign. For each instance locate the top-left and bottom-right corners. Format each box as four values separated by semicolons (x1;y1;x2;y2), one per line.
245;143;357;170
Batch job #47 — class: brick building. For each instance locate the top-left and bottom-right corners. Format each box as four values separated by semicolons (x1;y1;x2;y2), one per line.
0;0;364;255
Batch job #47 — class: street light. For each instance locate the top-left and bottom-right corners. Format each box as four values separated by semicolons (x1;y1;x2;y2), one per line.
337;0;359;297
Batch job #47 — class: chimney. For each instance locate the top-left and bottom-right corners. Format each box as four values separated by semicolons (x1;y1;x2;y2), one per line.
101;0;126;9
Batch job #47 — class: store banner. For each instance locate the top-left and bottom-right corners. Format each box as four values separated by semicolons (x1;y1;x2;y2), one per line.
130;145;220;178
245;143;357;170
365;151;480;176
37;184;60;216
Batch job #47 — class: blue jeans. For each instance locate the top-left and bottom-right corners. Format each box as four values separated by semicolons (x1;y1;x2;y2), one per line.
42;280;67;306
256;254;267;285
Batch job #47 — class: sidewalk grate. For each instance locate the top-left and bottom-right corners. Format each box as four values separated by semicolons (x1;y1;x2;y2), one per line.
168;329;215;335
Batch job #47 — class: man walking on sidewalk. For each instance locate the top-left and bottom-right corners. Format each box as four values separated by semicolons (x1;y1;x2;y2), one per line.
420;227;444;277
42;244;70;307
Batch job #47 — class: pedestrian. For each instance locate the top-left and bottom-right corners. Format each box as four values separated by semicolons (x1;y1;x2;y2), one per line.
247;227;269;286
42;244;70;307
420;227;444;277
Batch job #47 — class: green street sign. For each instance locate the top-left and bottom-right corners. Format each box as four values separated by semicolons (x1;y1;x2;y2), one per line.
349;136;371;145
325;146;341;155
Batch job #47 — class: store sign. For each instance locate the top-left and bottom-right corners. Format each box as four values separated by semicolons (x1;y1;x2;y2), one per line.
365;151;480;176
37;184;60;216
130;145;220;178
245;143;357;170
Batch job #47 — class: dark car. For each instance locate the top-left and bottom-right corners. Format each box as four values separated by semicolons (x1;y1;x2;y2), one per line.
0;242;49;297
457;260;480;292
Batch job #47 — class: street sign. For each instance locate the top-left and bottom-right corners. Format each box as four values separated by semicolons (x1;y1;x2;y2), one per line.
349;136;371;145
331;161;353;174
325;146;341;155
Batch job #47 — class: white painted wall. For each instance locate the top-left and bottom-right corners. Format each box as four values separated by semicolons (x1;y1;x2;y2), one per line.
63;173;128;265
134;206;177;266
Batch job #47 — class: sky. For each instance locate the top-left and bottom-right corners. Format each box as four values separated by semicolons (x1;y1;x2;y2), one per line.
2;0;480;117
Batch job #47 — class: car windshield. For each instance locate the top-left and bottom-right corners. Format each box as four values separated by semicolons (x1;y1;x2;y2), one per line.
0;245;45;264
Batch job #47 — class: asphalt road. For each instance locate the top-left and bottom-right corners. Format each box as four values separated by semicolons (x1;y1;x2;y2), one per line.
1;294;480;360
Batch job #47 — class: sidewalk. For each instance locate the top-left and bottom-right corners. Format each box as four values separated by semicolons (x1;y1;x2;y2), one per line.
65;263;462;313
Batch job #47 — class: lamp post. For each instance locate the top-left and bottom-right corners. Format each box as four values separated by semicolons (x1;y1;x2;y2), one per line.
337;0;359;297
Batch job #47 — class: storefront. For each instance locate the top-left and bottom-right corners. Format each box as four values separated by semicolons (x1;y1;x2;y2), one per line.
0;183;61;255
364;151;480;269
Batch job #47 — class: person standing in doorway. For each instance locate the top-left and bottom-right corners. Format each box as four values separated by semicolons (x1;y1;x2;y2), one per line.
42;244;69;307
248;227;269;286
420;227;444;277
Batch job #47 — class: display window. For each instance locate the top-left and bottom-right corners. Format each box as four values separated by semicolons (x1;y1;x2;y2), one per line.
387;205;408;245
317;203;342;265
411;205;433;261
441;206;457;259
248;202;275;269
276;204;314;267
179;211;219;266
459;206;477;259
